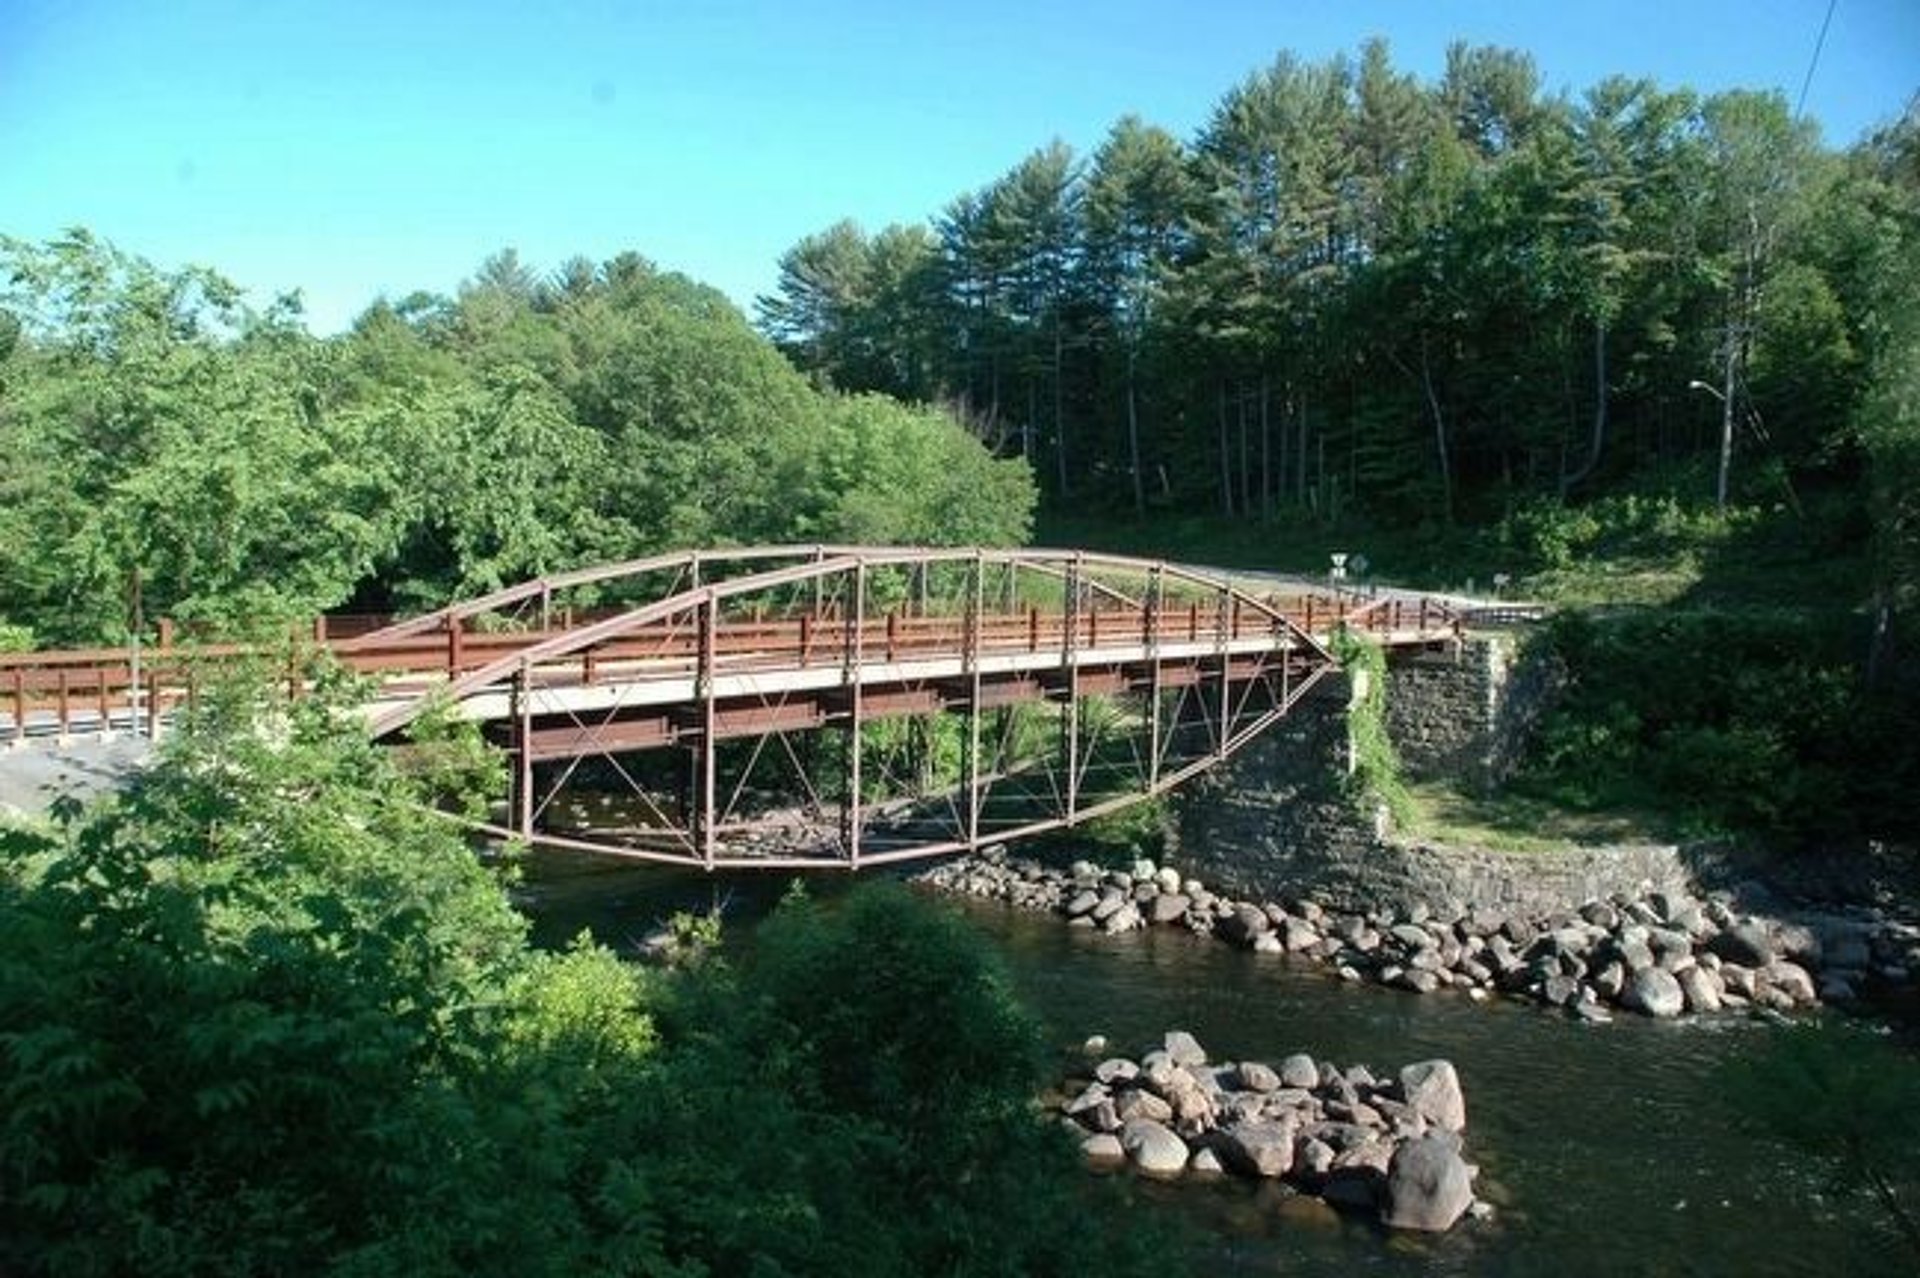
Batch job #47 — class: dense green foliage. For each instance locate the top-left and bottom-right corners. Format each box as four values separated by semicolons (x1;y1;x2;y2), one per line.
0;692;653;1274
1329;631;1415;828
760;42;1920;625
1519;608;1920;843
0;694;1165;1275
0;234;1035;645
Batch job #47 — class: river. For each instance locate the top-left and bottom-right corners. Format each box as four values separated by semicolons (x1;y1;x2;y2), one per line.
521;854;1904;1276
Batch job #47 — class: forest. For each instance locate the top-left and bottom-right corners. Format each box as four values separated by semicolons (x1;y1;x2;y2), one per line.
757;40;1916;590
0;235;1034;648
750;41;1920;846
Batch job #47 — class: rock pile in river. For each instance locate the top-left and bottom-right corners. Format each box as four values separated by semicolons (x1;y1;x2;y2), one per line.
1060;1031;1484;1232
915;848;1920;1021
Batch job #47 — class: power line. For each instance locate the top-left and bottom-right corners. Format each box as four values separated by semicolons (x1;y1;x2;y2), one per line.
1795;0;1839;120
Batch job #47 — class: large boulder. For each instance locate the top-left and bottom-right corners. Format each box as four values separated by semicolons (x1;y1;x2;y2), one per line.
1678;965;1724;1014
1080;1132;1126;1168
1279;1052;1320;1090
1764;960;1818;1005
1120;1118;1189;1176
1382;1134;1476;1232
1217;904;1271;946
1398;1060;1467;1133
1064;890;1101;918
1623;966;1685;1018
1236;1060;1282;1093
1115;1089;1174;1125
1163;1030;1209;1068
1708;922;1774;969
1218;1120;1296;1177
1149;892;1192;925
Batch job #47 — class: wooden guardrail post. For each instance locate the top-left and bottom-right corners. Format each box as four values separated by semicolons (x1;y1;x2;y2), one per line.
10;668;24;744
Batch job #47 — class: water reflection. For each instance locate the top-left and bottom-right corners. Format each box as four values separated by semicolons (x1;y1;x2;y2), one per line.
516;855;1903;1276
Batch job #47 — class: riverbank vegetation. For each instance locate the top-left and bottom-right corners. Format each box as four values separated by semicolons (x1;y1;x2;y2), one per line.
0;695;1167;1275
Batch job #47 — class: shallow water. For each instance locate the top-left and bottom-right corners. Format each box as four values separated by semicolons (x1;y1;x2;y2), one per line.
519;854;1906;1276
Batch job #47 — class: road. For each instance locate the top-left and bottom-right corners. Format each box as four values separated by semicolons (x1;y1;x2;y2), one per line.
0;736;153;821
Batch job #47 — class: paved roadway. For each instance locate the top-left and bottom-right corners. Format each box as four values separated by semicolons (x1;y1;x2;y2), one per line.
0;736;153;820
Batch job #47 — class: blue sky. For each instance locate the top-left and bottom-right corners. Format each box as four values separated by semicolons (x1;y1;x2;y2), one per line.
4;0;1915;333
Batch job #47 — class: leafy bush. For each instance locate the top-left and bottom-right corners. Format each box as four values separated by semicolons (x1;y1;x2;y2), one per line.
1519;607;1898;842
0;686;1169;1275
0;687;653;1276
1330;630;1415;828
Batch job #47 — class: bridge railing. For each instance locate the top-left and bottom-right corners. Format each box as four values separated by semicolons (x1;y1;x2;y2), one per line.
3;546;1475;745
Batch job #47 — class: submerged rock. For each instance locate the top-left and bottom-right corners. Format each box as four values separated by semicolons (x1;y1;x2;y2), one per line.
1383;1134;1476;1232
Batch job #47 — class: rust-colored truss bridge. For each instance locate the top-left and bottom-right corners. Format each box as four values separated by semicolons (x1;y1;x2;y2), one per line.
2;546;1465;869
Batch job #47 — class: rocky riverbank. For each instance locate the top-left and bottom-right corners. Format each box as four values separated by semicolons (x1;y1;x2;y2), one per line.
1056;1030;1484;1232
915;848;1920;1021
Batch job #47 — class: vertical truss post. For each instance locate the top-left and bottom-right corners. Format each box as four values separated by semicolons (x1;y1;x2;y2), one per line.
844;559;865;867
812;545;826;618
966;550;984;849
1147;563;1164;790
1213;587;1228;756
1063;552;1081;824
539;584;552;632
698;592;718;869
515;660;534;841
1281;629;1293;711
1216;583;1232;759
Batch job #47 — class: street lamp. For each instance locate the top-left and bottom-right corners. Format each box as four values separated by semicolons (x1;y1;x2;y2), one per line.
1688;356;1737;510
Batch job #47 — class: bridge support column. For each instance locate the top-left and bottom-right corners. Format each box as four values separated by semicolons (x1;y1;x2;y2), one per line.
1216;584;1232;760
843;560;865;868
965;551;984;849
1063;553;1081;823
514;661;533;841
1147;564;1164;790
698;592;717;869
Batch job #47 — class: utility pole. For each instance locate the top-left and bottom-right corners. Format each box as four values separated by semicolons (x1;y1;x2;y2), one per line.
1715;329;1737;511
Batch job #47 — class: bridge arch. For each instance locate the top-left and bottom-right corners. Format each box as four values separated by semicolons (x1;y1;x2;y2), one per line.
344;546;1413;870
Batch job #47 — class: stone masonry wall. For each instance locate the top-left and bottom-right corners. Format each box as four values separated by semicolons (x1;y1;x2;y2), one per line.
1174;637;1692;918
1383;635;1563;790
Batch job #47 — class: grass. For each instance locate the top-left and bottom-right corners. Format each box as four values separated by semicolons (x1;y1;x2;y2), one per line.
1399;780;1677;854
